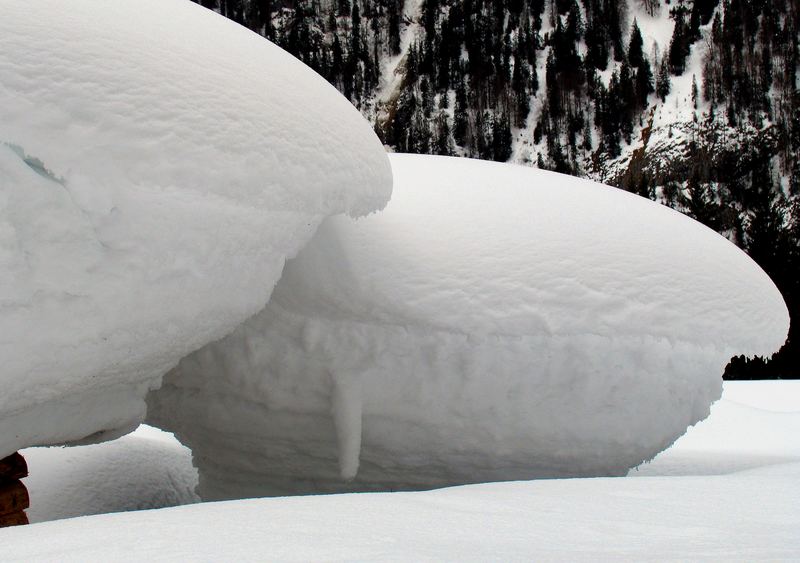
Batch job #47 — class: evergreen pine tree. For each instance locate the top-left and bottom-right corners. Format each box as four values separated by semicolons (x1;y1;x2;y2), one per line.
656;57;671;101
435;111;454;155
492;111;514;162
351;3;363;61
453;80;469;146
628;20;645;68
668;4;691;75
635;59;654;108
388;2;401;55
619;61;636;143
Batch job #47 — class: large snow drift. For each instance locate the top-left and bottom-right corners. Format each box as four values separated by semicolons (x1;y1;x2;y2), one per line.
0;0;392;459
148;155;789;499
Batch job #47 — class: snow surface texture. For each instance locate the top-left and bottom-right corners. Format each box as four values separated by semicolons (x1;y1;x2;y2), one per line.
21;426;198;524
4;382;799;561
0;0;392;459
148;154;789;499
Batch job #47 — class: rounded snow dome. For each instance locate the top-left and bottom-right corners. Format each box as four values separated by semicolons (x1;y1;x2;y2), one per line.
0;0;391;458
149;155;789;499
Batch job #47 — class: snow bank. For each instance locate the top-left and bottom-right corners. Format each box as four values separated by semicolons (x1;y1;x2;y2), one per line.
0;0;392;459
5;380;800;562
5;467;800;562
5;382;797;560
148;155;788;499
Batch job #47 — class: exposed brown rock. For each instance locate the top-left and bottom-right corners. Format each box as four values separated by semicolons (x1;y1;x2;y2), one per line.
0;453;28;483
0;510;29;528
0;480;29;517
0;453;29;527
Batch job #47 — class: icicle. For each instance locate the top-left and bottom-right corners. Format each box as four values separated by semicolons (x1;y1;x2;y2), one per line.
330;371;363;481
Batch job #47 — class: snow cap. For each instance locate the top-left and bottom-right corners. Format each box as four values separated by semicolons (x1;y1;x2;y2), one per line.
148;155;788;498
279;154;788;354
0;0;391;458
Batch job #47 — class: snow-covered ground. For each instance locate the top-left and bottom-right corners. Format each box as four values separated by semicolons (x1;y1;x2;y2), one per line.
7;380;798;561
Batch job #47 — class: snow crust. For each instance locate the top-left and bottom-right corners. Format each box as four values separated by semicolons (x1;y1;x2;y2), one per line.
0;0;392;459
4;381;799;560
148;154;789;498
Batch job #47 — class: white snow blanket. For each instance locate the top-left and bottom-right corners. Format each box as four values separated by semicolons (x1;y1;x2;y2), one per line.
0;0;392;459
148;155;789;498
5;381;800;561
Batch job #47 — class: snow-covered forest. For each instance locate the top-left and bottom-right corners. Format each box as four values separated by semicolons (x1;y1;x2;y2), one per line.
196;0;800;379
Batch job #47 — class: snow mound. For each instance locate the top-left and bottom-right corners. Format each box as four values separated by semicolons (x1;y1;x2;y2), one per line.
148;154;788;499
0;0;391;459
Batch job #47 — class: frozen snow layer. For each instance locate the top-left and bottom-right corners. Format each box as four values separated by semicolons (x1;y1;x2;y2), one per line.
0;0;391;459
148;155;788;498
4;380;800;560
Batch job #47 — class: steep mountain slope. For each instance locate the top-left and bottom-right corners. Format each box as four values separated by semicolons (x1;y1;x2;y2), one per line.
195;0;798;377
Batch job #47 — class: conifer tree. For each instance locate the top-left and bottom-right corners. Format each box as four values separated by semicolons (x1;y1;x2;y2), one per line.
453;80;469;146
668;5;691;75
635;59;654;108
628;20;645;68
492;111;514;162
435;111;454;156
619;61;636;143
351;3;363;61
388;3;402;55
656;57;671;101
